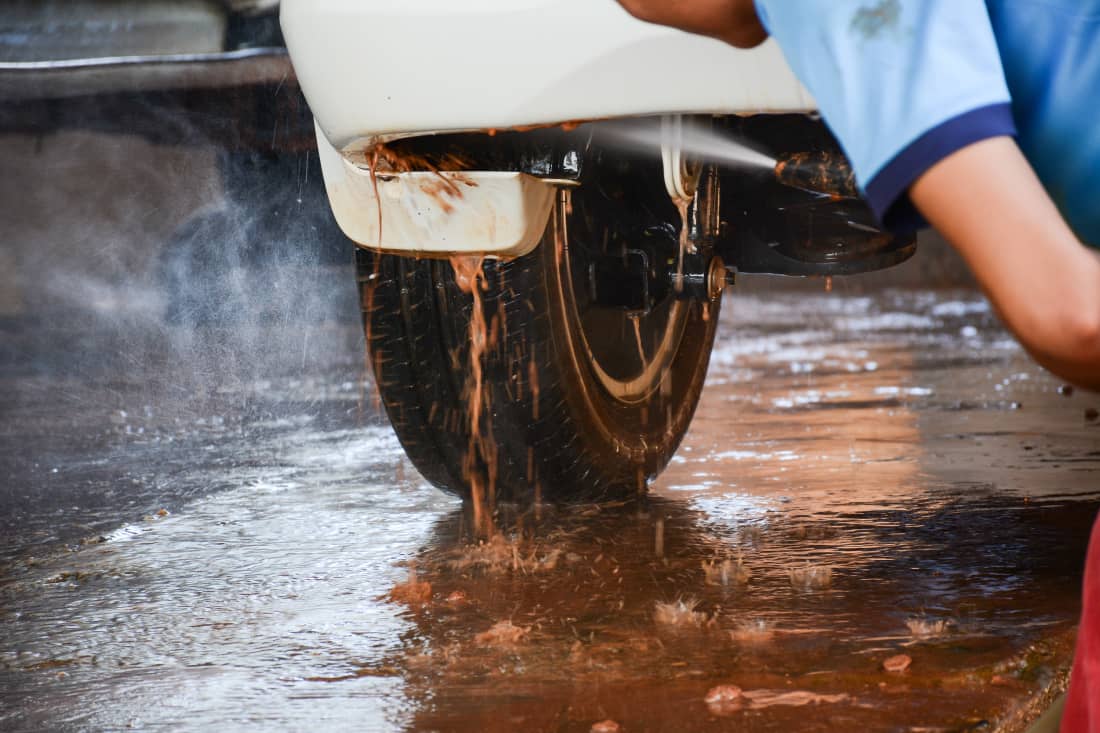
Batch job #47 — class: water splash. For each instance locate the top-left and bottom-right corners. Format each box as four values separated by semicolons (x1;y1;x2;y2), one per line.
599;119;776;170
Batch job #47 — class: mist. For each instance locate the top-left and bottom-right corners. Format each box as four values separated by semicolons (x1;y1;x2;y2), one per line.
0;90;374;557
0;119;364;415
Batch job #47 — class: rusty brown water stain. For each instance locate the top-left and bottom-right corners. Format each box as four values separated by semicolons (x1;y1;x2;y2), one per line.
673;196;693;294
450;255;499;538
375;291;1099;732
505;118;590;134
386;566;431;606
362;141;470;177
527;355;539;421
774;151;859;200
5;290;1098;732
362;141;473;247
377;489;1087;732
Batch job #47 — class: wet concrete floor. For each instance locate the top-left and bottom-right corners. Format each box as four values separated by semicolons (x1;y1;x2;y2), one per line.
2;286;1099;732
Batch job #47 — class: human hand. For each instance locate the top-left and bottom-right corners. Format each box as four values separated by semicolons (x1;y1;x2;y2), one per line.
613;0;767;48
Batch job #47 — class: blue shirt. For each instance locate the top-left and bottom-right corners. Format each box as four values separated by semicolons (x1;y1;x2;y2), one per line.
754;0;1100;247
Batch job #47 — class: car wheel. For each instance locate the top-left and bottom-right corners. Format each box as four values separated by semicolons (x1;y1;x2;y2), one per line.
359;185;720;508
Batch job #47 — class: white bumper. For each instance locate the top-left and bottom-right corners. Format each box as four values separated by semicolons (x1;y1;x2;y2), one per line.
281;0;812;152
283;0;814;256
317;126;558;257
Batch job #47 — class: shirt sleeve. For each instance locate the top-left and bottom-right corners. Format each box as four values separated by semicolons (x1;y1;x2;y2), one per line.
753;0;1017;232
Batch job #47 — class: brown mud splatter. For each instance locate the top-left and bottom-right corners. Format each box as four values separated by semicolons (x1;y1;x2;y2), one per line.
883;653;912;673
673;196;694;293
449;256;501;539
336;492;1085;731
906;617;951;639
702;555;751;586
788;563;833;590
444;533;562;575
729;619;775;644
704;684;743;715
774;151;858;200
387;566;432;606
654;598;712;628
476;620;529;646
362;141;470;178
741;689;850;708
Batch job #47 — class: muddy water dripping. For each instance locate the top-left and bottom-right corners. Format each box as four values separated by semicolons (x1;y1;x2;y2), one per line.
527;356;539;421
450;255;498;538
367;147;384;247
673;196;693;293
363;140;472;248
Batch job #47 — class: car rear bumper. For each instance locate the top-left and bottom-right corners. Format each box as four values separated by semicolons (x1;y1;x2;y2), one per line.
316;124;559;257
281;0;813;154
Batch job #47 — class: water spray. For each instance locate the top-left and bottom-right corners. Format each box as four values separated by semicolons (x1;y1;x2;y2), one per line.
602;117;776;173
600;119;861;200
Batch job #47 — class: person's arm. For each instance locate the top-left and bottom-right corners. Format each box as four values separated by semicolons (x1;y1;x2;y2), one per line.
612;0;1100;388
614;0;767;48
910;137;1100;389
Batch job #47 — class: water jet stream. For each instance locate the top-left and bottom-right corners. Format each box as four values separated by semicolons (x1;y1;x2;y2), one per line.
599;119;776;171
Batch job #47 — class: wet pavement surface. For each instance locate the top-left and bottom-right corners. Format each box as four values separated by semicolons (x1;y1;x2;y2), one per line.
2;287;1099;732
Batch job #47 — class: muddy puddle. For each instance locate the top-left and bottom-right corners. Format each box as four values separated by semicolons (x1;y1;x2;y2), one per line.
2;288;1099;732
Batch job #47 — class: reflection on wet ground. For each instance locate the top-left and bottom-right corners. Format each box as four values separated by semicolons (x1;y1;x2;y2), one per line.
2;289;1098;732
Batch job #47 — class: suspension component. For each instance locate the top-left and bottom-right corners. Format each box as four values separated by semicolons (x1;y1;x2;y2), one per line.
587;251;727;312
674;253;728;303
660;114;702;204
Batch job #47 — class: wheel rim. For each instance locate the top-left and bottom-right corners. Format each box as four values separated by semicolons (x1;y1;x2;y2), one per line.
552;190;691;405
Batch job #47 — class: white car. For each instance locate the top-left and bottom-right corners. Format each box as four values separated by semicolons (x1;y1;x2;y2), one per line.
280;0;915;502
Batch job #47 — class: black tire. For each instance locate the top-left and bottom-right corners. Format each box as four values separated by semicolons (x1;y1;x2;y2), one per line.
359;192;720;503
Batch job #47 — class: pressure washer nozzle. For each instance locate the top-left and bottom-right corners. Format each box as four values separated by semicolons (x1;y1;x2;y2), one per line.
774;151;859;199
